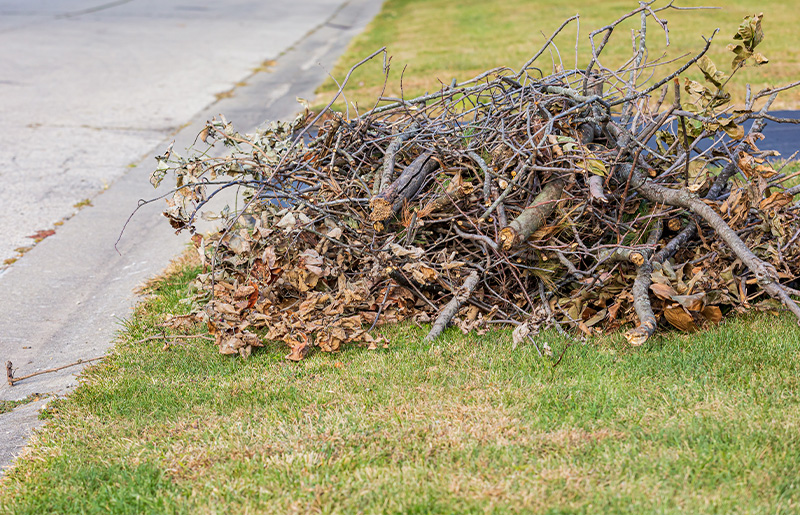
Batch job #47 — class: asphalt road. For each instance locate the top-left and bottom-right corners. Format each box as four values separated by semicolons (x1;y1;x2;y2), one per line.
0;0;348;264
651;110;800;159
0;0;383;473
748;111;800;159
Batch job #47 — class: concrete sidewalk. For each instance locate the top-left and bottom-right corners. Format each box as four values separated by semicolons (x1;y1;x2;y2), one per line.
0;0;383;474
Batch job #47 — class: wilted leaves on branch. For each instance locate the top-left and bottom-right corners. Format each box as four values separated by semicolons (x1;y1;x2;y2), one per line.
727;13;769;68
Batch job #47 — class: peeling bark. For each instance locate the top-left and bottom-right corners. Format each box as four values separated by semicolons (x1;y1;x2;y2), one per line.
370;152;439;224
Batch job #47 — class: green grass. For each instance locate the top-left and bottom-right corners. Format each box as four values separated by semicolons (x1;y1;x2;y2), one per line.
777;160;800;193
316;0;800;111
1;265;799;514
0;394;45;415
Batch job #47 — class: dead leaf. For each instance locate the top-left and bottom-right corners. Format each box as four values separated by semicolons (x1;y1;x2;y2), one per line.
672;293;706;312
759;192;793;212
276;211;297;230
512;323;531;349
651;283;678;300
701;305;722;324
285;333;311;361
27;229;55;242
663;305;699;332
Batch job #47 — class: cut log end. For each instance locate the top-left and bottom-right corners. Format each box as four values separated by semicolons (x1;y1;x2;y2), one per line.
498;227;517;251
625;320;656;346
498;179;564;251
369;198;393;222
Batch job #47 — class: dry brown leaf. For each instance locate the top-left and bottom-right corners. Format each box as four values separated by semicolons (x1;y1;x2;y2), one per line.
232;285;255;299
650;283;678;300
759;192;793;212
285;333;311;361
672;293;706;312
701;305;722;324
663;305;699;332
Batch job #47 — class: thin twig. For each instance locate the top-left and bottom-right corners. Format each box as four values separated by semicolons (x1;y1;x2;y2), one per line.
6;356;105;386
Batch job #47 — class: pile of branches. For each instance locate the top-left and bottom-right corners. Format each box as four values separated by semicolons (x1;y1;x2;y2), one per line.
148;5;800;360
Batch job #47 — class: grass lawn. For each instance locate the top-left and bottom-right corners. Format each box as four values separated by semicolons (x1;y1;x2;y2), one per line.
316;0;800;111
2;1;800;513
1;264;799;513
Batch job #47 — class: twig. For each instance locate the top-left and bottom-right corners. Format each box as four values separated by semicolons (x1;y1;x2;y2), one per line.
133;334;215;344
6;356;105;387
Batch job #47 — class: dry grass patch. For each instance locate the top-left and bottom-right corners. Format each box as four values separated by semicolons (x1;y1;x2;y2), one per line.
317;0;800;110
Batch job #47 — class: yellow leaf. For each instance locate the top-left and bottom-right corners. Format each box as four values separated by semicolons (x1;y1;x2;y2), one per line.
576;151;607;176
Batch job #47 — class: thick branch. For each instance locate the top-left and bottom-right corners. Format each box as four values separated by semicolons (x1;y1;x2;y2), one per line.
653;222;695;264
616;164;800;321
625;221;662;345
424;270;481;342
498;180;564;250
369;152;439;224
375;124;419;194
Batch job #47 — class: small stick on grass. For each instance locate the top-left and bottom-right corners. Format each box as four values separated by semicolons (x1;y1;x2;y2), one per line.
6;356;105;387
133;334;214;344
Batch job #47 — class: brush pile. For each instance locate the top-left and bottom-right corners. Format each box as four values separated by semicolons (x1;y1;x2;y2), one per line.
149;7;800;359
